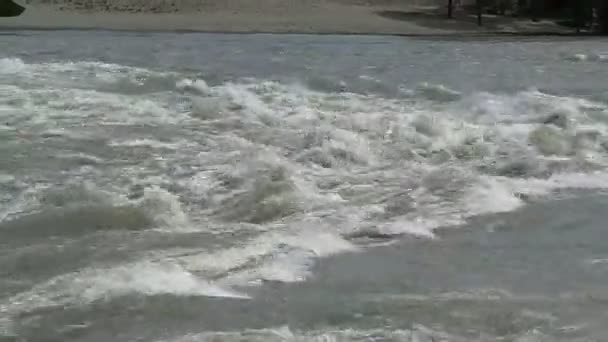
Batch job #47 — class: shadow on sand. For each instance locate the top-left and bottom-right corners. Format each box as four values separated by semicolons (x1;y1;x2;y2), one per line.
376;9;502;31
375;8;598;37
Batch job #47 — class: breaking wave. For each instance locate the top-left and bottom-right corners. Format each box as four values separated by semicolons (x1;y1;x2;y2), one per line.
3;57;608;327
155;324;562;342
0;183;190;238
0;261;248;334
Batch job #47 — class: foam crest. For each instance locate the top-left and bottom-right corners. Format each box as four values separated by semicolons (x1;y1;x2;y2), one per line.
564;52;608;63
462;177;524;216
136;186;190;229
585;258;608;265
2;84;181;126
462;89;595;124
220;82;278;123
375;219;440;239
1;261;248;325
0;183;121;223
176;78;211;95
188;96;226;120
0;185;45;223
78;262;248;299
109;138;191;150
7;77;606;240
0;57;26;75
56;152;105;165
207;150;341;224
158;325;466;342
2;59;177;104
197;82;608;231
169;228;356;284
1;58;171;81
36;183;126;210
565;53;589;62
0;173;15;184
0;182;192;232
507;171;608;196
44;60;150;73
415;82;462;102
5;58;608;302
594;53;608;62
251;231;358;283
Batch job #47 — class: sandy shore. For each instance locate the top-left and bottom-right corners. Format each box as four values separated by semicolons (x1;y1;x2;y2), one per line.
1;2;572;35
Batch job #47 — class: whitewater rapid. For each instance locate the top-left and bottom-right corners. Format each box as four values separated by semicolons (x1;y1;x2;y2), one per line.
2;32;608;341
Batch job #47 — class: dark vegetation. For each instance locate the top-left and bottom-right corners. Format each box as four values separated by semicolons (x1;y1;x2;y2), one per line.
449;0;608;33
0;0;25;17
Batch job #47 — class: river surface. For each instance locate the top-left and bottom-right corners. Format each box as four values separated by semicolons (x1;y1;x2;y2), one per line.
1;31;608;341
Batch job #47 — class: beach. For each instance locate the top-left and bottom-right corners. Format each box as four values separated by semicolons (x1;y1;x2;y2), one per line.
2;1;572;34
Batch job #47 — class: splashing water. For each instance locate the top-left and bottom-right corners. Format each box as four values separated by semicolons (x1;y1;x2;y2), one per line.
2;33;608;341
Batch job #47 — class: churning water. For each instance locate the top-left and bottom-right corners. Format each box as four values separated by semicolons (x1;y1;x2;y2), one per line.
2;31;608;341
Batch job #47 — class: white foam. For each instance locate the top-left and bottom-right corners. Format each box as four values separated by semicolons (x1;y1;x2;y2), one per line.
0;173;15;184
462;176;524;216
0;57;26;74
0;261;248;326
504;171;608;198
45;60;148;74
358;74;380;82
513;330;550;342
281;229;357;257
56;152;105;164
566;53;588;62
376;219;439;239
462;89;595;124
5;59;608;302
254;231;357;283
594;54;608;62
363;288;515;304
566;53;608;63
166;228;356;285
201;148;345;224
0;182;193;233
41;183;128;208
109;138;190;150
220;82;276;121
0;58;180;105
410;171;608;233
189;96;226;120
1;63;185;128
253;248;317;283
3;86;180;125
79;262;248;299
586;258;608;265
39;128;89;140
157;325;463;342
176;78;211;95
0;183;53;223
415;82;462;102
136;186;190;229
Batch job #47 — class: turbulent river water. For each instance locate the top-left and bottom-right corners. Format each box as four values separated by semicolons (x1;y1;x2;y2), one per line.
1;31;608;341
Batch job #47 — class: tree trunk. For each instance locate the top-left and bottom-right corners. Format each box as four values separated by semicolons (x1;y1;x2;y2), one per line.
530;0;541;21
598;0;608;33
477;0;483;25
448;0;453;19
599;4;608;34
511;0;519;16
498;0;506;15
